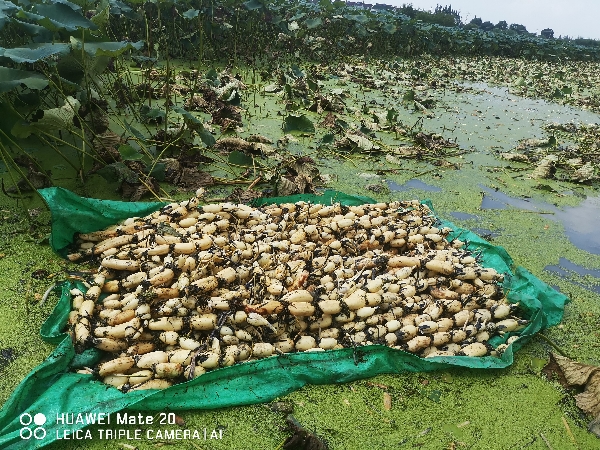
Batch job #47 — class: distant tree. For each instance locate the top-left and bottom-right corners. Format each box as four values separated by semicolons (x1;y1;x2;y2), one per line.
495;20;508;30
434;4;462;25
509;23;528;34
573;38;600;47
414;9;457;27
469;17;483;27
540;28;554;39
399;4;417;18
480;21;494;32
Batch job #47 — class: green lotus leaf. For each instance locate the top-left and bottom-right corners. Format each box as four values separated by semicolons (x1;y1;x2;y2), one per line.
205;68;218;82
291;64;305;78
171;106;215;147
12;19;53;39
306;79;318;92
32;3;97;31
319;0;333;12
182;8;199;19
140;105;165;124
243;0;263;11
228;150;253;167
97;162;138;184
0;101;23;143
118;144;143;161
289;12;306;21
320;133;335;144
90;5;110;30
0;43;70;63
53;0;82;11
124;121;147;143
383;23;396;34
108;0;139;19
0;67;48;93
0;0;20;30
70;39;144;56
346;14;368;24
304;17;322;29
0;0;19;15
283;114;315;134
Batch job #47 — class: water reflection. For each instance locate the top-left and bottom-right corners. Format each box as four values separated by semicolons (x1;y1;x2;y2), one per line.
479;185;600;254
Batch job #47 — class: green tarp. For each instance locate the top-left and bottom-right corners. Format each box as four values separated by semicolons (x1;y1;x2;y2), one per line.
0;187;569;449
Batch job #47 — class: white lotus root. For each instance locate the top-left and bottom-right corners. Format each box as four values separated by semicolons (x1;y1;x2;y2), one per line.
68;192;527;391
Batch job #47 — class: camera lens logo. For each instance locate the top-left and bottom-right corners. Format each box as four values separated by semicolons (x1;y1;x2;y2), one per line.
20;413;47;440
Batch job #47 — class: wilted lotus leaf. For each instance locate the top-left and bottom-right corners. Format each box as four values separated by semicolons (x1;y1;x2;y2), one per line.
545;122;578;133
163;83;189;97
553;354;599;391
589;415;600;438
92;131;122;155
184;94;209;111
5;159;52;193
264;83;282;93
308;94;345;114
251;142;276;156
499;153;530;163
346;133;377;151
571;162;596;182
120;176;160;202
551;353;600;436
336;131;378;152
277;156;320;196
173;168;214;191
212;104;243;129
413;132;458;152
214;137;253;153
214;79;246;102
318;112;337;129
283;415;327;450
516;137;556;152
277;176;300;197
576;371;600;416
529;155;557;179
159;158;181;183
226;187;262;204
13;96;80;138
246;134;273;144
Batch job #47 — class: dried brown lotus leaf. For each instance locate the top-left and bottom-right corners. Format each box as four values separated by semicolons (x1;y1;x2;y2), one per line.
575;371;600;417
589;414;600;438
553;353;600;386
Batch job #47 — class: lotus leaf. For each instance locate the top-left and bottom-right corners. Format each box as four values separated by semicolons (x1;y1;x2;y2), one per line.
0;67;48;93
282;114;315;134
0;43;70;64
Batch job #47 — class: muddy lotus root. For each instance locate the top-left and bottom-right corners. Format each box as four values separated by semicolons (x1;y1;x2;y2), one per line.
66;191;527;391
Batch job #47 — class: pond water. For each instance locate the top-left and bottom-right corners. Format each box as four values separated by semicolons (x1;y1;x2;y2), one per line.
479;184;600;254
387;178;442;192
544;257;600;294
434;81;600;153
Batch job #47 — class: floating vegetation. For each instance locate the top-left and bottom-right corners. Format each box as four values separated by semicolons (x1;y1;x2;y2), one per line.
499;130;599;183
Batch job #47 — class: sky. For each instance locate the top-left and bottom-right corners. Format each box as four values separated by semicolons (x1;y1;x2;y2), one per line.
381;0;600;40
